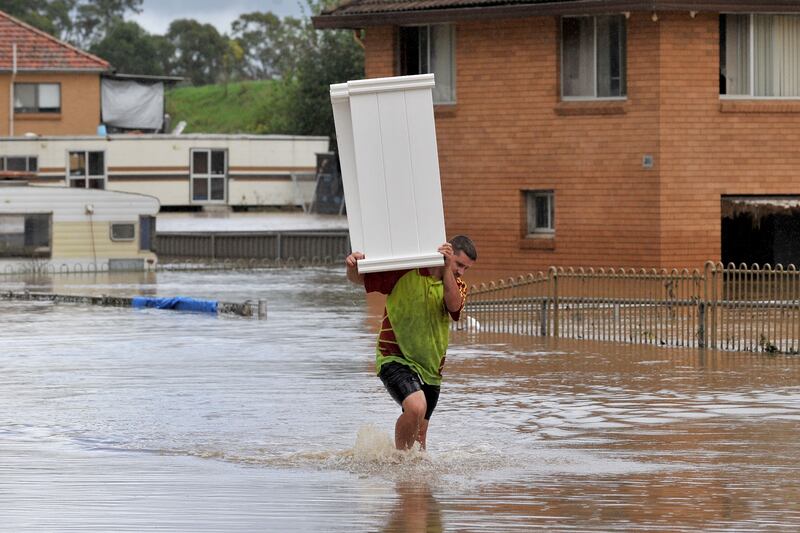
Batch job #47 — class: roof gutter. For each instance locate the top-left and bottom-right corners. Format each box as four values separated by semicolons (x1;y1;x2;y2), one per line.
313;0;800;29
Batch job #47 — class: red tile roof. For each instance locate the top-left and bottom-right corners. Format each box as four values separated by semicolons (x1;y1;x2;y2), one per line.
0;10;110;72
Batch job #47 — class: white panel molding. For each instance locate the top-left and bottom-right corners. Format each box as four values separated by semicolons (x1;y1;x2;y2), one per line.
331;74;446;274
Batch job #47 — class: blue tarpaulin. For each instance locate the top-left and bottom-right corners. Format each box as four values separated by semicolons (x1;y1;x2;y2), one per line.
131;296;218;314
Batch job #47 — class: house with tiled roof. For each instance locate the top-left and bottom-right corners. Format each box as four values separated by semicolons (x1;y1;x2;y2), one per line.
0;9;110;137
315;0;800;274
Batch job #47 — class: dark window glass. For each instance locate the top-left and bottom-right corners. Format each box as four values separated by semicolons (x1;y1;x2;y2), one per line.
210;177;225;200
193;178;208;201
6;157;27;171
211;150;225;175
193;151;208;174
88;151;104;176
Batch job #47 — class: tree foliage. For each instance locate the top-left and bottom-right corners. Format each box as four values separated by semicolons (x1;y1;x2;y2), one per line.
166;19;228;86
0;0;76;40
231;12;305;80
89;20;173;75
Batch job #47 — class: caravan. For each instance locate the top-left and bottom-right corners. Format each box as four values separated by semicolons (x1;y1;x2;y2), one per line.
0;181;159;273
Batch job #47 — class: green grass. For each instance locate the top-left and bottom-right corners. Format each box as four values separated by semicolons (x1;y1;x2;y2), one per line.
165;80;294;134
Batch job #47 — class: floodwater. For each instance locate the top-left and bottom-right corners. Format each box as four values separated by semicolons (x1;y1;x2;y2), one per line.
1;268;799;532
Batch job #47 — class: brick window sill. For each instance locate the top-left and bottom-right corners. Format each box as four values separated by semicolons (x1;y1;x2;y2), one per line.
555;100;627;116
719;100;800;113
520;237;556;251
14;113;62;121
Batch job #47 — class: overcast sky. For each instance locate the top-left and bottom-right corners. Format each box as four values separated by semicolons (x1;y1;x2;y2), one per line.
130;0;309;36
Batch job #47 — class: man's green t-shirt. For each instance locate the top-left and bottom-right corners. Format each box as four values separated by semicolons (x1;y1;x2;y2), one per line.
365;269;465;386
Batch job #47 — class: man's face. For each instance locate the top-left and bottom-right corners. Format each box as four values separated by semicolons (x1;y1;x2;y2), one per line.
450;250;474;278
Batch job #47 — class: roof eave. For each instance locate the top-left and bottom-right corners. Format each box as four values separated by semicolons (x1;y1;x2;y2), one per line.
0;67;110;73
313;0;800;29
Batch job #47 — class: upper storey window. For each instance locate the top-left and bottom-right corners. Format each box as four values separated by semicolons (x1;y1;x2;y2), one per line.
399;24;456;104
14;83;61;113
561;15;627;99
721;14;800;97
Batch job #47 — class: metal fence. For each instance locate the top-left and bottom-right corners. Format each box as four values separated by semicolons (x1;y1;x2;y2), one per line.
155;230;350;263
457;262;800;354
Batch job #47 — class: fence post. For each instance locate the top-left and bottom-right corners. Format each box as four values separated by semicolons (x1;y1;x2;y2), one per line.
210;234;216;261
540;299;548;336
704;261;716;349
549;266;559;338
697;301;706;348
275;232;282;261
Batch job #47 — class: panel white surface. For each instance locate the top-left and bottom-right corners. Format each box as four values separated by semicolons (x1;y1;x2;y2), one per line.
329;74;446;274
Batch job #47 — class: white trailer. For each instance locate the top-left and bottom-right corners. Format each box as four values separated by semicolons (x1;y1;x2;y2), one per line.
0;181;159;272
0;134;329;209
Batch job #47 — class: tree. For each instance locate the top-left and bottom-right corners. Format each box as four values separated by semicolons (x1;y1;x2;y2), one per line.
167;19;227;86
0;0;76;40
285;23;364;143
89;21;174;75
73;0;143;47
231;12;305;80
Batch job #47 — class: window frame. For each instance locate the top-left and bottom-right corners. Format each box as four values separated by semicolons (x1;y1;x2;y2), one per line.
110;222;136;242
0;156;38;172
560;15;627;101
139;215;156;252
13;82;62;114
398;23;456;105
720;13;800;100
525;190;556;237
67;150;106;189
190;148;227;204
0;213;52;258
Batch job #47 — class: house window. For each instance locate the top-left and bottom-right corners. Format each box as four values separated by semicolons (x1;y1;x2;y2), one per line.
191;149;226;202
14;83;61;113
139;215;156;251
399;24;455;104
110;223;135;241
562;15;627;99
525;190;555;236
68;151;105;189
0;156;37;172
0;214;51;257
721;14;800;97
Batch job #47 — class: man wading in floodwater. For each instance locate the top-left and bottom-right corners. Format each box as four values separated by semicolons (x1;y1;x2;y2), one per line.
345;236;477;450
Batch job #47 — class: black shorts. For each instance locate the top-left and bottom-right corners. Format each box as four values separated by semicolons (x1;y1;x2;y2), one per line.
378;361;440;420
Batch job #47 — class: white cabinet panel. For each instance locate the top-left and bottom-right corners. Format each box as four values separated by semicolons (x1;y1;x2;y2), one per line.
331;74;446;274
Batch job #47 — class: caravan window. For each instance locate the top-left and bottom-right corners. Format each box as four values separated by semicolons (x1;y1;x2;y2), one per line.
69;151;105;189
110;223;135;241
1;156;37;172
0;213;51;257
190;149;227;203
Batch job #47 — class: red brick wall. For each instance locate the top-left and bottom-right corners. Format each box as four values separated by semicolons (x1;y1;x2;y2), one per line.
362;12;800;277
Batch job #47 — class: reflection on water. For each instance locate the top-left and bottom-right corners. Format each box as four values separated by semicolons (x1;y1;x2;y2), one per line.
1;269;800;531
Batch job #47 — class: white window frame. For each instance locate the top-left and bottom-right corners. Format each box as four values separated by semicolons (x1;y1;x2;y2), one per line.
525;190;555;237
561;15;627;101
720;13;800;100
0;213;52;258
190;148;227;204
67;150;106;189
399;23;456;104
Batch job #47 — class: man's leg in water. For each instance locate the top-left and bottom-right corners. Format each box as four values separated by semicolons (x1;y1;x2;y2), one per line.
397;391;427;450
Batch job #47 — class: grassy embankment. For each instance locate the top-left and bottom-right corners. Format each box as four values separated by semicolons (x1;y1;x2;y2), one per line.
165;80;293;134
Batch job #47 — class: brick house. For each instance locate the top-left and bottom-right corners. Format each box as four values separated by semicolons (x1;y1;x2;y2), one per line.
0;10;110;138
315;1;800;275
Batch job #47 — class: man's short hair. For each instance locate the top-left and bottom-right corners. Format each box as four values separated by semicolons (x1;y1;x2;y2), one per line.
450;235;477;261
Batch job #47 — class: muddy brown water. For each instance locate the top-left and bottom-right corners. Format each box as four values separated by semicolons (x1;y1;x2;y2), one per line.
1;268;798;531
